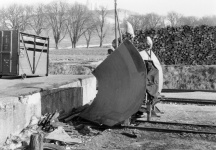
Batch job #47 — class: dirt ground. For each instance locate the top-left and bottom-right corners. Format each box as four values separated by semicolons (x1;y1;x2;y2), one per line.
66;103;216;150
72;130;216;150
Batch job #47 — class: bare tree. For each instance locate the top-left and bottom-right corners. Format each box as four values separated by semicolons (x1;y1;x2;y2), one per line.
198;16;216;26
0;4;32;31
29;4;48;35
126;14;143;31
84;15;96;48
94;6;109;47
179;16;199;26
21;5;33;31
125;13;164;30
45;1;68;49
144;13;164;29
66;3;90;48
167;11;182;26
0;10;7;30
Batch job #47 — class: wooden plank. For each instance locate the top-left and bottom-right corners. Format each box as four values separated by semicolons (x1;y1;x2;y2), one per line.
29;133;44;150
11;30;19;74
0;31;2;73
20;32;48;40
26;47;47;53
20;40;48;47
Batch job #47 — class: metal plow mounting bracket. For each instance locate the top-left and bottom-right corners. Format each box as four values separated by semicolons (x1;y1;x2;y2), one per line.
80;40;147;126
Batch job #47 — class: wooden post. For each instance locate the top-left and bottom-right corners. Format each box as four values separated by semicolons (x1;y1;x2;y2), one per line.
146;94;152;121
116;10;122;43
147;101;152;121
114;0;118;47
29;133;44;150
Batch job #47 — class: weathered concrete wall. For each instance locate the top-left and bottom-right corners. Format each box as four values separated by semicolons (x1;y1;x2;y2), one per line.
0;76;97;145
163;65;216;90
41;87;83;114
60;76;97;105
80;77;97;104
0;94;41;146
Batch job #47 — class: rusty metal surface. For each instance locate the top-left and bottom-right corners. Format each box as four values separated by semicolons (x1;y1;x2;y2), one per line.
80;40;147;126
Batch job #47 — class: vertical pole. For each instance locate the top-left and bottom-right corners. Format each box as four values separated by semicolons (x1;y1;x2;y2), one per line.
17;31;20;75
0;31;3;73
116;11;122;43
33;35;36;74
147;101;152;121
10;31;12;73
146;94;151;121
46;37;49;76
114;0;118;47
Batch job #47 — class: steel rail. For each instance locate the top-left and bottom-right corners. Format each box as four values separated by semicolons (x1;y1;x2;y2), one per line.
135;120;216;128
159;98;216;105
123;125;216;135
85;120;216;135
74;117;216;135
88;124;216;135
162;89;216;93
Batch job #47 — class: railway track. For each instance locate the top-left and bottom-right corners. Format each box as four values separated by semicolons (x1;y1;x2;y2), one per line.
132;97;216;134
123;126;216;135
86;120;216;135
135;120;216;128
159;89;216;105
75;90;216;136
159;97;216;105
129;120;216;134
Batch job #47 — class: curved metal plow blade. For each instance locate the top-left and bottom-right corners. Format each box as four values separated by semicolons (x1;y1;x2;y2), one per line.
80;40;147;126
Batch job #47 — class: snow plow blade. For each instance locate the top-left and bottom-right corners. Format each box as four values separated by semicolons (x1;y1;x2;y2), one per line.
79;40;147;126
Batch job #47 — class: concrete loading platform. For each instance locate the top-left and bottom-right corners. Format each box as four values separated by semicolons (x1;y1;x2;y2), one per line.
0;75;97;145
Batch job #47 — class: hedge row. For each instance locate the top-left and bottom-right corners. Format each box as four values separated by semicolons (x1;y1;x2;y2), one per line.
122;25;216;65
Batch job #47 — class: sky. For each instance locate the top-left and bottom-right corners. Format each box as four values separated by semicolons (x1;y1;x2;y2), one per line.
1;0;216;17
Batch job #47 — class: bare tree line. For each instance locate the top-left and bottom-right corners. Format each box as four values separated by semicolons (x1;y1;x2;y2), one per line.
0;1;109;49
0;1;216;49
126;11;216;31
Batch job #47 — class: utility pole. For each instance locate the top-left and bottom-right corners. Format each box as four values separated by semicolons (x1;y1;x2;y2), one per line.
114;0;118;47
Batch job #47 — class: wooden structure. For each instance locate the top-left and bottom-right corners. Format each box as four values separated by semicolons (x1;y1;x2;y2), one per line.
0;30;49;78
29;133;44;150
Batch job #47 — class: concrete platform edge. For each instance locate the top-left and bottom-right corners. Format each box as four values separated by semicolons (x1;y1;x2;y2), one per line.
0;75;97;145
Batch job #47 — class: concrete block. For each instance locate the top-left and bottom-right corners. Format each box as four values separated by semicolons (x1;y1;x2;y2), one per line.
80;77;97;105
60;76;97;105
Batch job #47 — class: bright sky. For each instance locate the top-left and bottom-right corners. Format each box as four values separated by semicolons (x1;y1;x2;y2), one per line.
1;0;216;17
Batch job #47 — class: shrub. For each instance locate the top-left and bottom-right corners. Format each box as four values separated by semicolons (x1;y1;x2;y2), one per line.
122;25;216;65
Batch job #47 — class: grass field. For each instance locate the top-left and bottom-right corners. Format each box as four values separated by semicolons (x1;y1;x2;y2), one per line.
49;47;108;63
49;47;108;75
47;29;115;49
